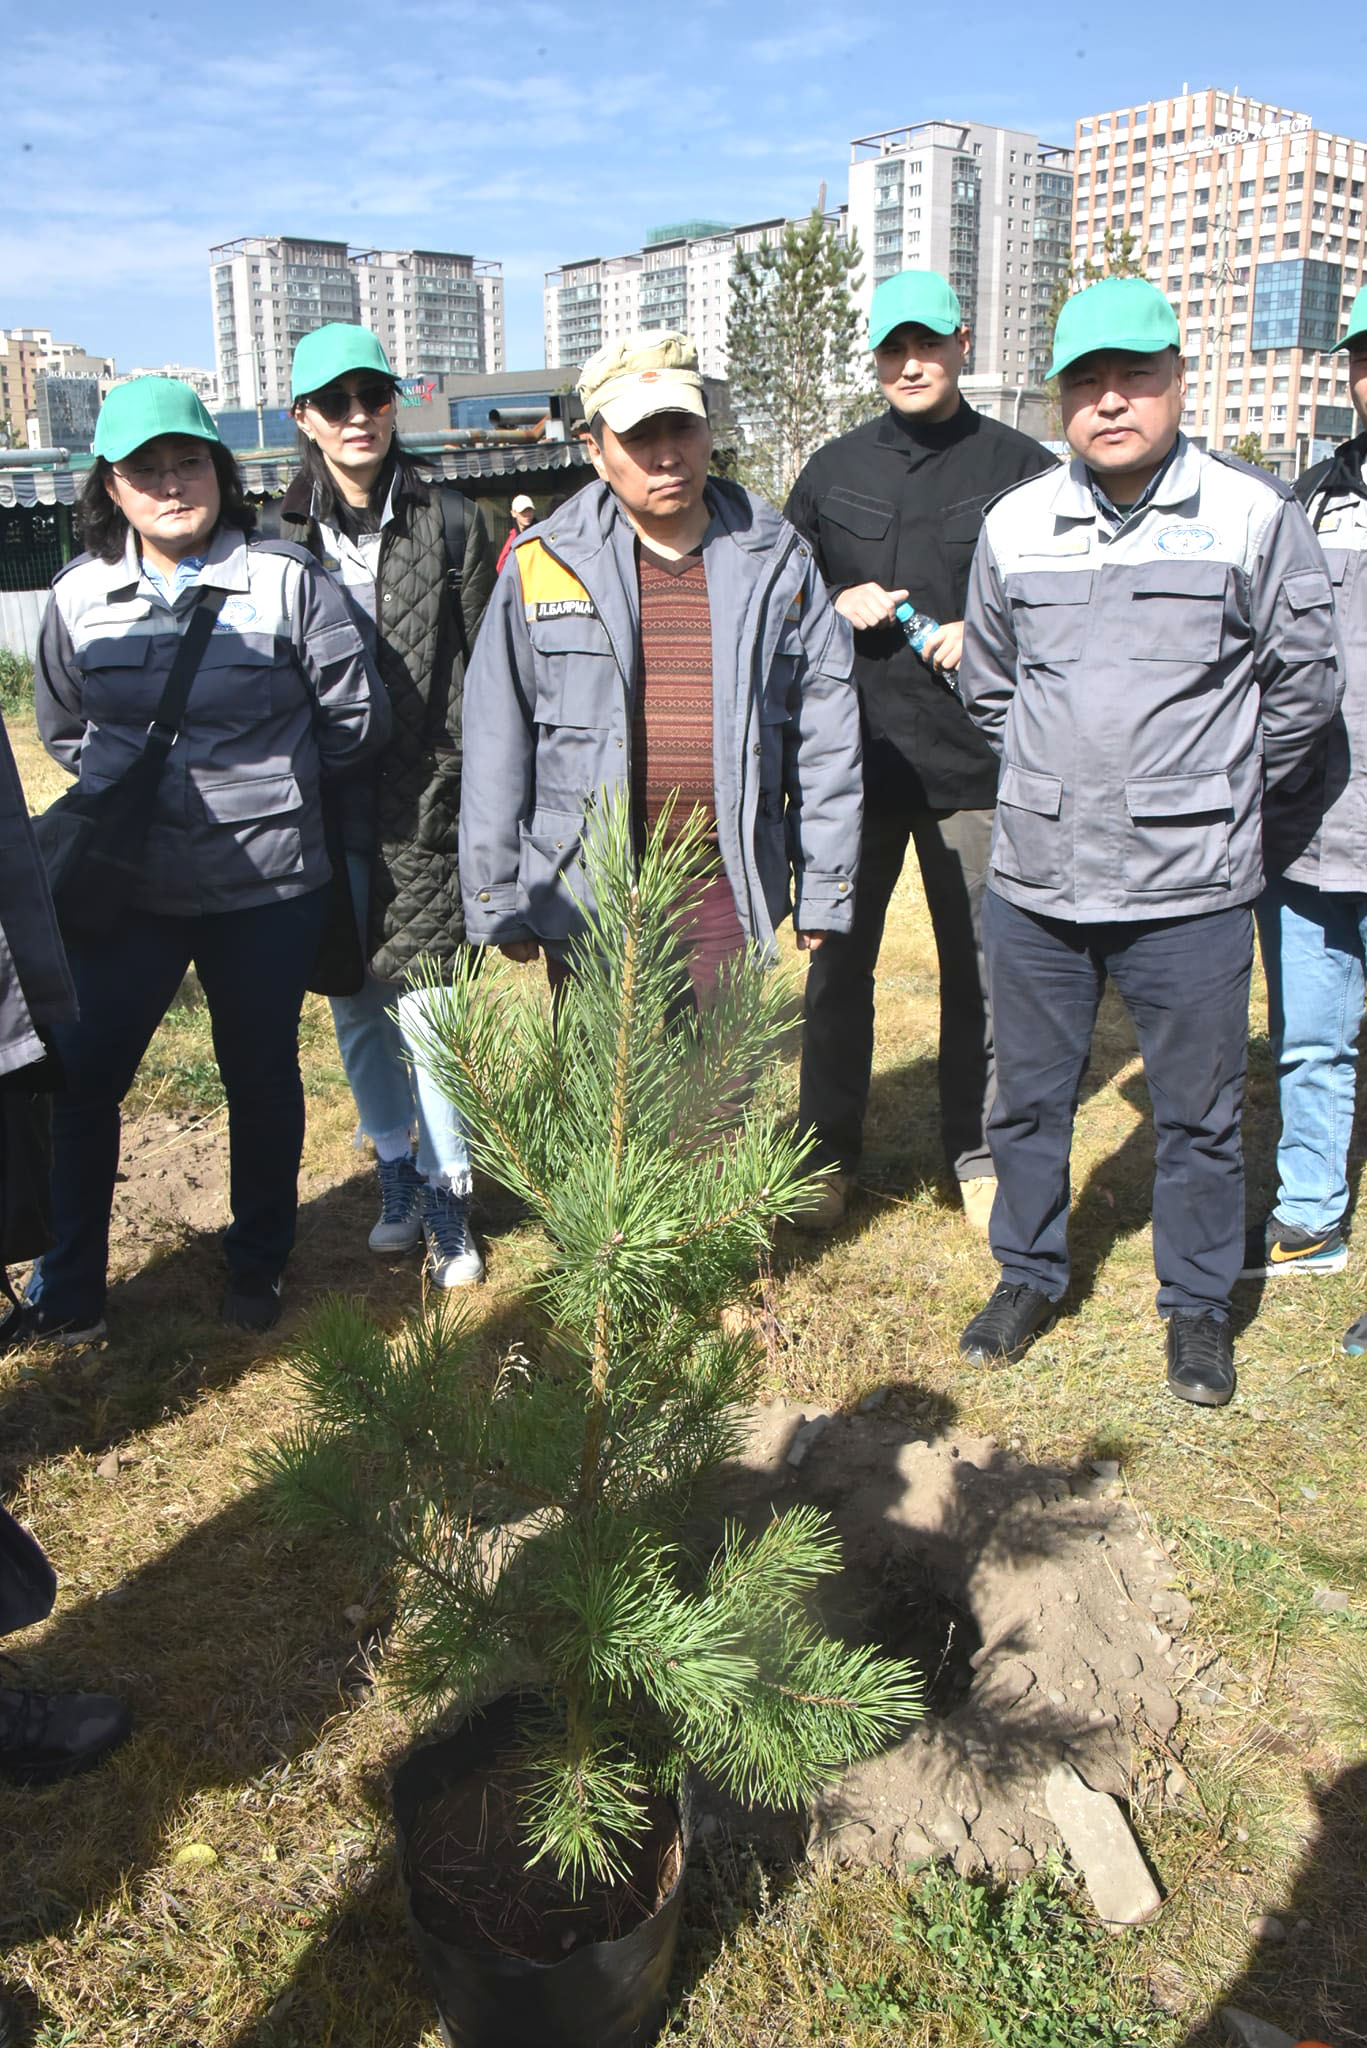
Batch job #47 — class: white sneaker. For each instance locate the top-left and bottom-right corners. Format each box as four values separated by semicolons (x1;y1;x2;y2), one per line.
369;1154;423;1253
420;1183;485;1288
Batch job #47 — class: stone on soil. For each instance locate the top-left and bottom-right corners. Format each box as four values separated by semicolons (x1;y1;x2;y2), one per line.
1219;2008;1297;2048
1045;1761;1162;1927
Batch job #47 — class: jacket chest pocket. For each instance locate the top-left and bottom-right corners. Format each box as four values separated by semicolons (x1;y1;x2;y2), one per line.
1008;570;1092;666
528;613;616;727
1123;770;1232;894
820;488;896;585
1128;560;1230;663
192;633;282;720
76;633;155;722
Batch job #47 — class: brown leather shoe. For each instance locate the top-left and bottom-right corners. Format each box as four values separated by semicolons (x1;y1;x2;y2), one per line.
793;1171;854;1233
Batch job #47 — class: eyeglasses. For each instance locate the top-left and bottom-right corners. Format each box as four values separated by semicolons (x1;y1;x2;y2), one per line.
114;451;214;490
301;382;396;423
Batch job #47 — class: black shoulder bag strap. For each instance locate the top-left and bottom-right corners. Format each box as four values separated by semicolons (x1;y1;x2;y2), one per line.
143;585;228;765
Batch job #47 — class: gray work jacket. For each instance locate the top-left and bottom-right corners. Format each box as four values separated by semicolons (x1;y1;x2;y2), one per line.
1264;433;1367;892
458;477;861;959
0;712;75;1078
959;436;1341;923
35;522;389;918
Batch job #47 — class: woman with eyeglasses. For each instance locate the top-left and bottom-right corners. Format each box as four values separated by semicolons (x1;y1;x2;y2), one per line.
280;325;496;1287
16;377;388;1345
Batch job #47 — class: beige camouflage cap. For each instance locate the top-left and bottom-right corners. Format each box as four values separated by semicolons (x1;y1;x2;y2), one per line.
576;331;707;434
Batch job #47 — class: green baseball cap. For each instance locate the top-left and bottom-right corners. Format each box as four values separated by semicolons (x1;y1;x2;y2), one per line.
290;323;395;401
94;377;220;463
869;270;962;350
1331;284;1367;351
1048;275;1180;381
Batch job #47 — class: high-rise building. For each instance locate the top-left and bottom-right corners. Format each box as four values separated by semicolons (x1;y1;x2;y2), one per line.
1;329;115;444
123;364;221;407
209;238;506;416
1071;87;1367;475
544;214;848;378
35;374;102;453
847;122;1074;384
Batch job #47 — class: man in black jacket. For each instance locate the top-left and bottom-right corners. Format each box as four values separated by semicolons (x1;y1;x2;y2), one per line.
786;270;1055;1230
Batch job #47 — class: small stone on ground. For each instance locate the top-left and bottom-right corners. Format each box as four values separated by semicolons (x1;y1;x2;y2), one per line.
1045;1761;1162;1927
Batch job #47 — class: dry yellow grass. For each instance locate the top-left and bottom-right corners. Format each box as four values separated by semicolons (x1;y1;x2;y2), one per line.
1;701;1364;2046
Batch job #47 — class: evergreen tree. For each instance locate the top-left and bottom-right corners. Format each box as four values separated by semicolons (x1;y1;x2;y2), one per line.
259;800;921;1892
726;208;874;505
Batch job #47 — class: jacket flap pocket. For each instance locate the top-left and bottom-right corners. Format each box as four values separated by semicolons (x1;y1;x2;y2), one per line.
1282;567;1333;612
77;635;150;668
196;773;302;824
1130;560;1228;599
942;493;990;544
822;488;895;541
1125;770;1232;819
199;631;277;666
998;763;1063;816
1010;570;1092;606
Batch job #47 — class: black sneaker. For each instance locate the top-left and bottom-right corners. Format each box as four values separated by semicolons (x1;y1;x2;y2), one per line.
0;1681;131;1785
1165;1311;1235;1407
959;1280;1058;1364
221;1272;283;1332
1240;1216;1347;1279
0;1302;106;1355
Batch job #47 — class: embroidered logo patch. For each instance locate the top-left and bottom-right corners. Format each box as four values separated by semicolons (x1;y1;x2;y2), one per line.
1156;524;1216;555
214;596;259;629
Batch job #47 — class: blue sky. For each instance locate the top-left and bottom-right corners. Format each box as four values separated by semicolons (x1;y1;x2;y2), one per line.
6;1;1367;376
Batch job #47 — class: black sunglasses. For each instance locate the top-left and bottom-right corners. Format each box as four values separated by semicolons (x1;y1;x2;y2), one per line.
302;381;396;423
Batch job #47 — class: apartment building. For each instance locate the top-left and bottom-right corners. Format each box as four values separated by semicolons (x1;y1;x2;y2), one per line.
210;238;505;415
123;364;220;406
847;122;1074;383
1073;87;1367;474
1;329;115;444
544;214;848;378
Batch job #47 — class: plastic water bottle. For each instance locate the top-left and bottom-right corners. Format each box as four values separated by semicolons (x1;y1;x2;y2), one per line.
894;602;941;659
895;602;961;697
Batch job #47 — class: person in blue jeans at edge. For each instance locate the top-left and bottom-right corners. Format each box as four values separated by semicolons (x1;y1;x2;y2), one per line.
281;326;496;1287
19;377;388;1341
1249;284;1367;1354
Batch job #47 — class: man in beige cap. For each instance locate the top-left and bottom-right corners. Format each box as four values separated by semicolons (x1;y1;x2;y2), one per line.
460;332;862;995
496;492;537;574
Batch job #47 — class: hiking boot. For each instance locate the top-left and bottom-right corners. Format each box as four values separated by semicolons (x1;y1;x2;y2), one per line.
1165;1311;1235;1407
793;1170;854;1233
0;1680;131;1785
369;1153;423;1254
420;1184;485;1289
959;1280;1058;1364
221;1272;283;1332
1240;1215;1347;1279
0;1303;106;1355
959;1175;997;1236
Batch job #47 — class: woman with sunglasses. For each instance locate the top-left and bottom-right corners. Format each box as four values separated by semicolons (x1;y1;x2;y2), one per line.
281;326;496;1287
17;377;387;1344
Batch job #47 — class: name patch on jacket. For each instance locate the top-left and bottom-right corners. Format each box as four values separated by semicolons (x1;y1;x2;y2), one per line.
518;538;597;623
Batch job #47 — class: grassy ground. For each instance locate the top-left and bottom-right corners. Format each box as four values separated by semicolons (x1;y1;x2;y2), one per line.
2;705;1365;2046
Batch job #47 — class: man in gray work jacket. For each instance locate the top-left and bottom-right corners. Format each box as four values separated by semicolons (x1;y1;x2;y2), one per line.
1252;284;1367;1350
956;276;1340;1408
460;332;861;976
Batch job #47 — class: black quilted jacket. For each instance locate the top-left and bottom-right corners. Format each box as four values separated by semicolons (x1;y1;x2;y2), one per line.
279;467;496;981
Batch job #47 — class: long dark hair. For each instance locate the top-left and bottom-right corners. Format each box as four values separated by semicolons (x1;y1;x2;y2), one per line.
291;419;429;532
77;443;256;562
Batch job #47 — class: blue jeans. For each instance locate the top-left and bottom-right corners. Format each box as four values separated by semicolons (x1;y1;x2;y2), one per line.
328;854;471;1191
1255;873;1367;1235
984;891;1254;1317
30;888;329;1326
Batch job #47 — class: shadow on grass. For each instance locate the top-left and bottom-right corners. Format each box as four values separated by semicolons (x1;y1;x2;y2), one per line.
0;1161;528;1498
1180;1759;1367;2048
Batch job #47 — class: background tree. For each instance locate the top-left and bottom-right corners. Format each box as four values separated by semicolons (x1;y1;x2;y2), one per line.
726;208;875;505
1231;430;1276;470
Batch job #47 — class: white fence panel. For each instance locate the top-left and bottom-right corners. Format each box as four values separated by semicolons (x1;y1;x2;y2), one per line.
0;589;46;659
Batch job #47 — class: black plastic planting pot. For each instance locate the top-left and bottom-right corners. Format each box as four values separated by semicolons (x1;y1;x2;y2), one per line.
391;1695;687;2048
